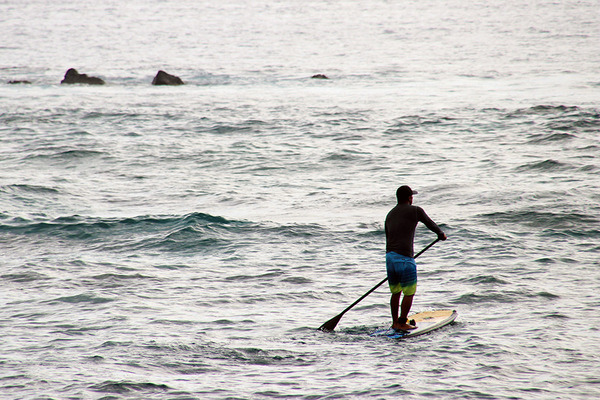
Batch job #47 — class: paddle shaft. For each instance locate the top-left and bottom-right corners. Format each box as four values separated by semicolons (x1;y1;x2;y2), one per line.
319;238;440;331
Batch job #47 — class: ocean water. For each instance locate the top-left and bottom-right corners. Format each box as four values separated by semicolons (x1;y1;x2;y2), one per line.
1;0;599;399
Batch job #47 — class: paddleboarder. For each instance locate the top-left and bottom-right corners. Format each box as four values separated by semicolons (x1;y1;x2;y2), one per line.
385;185;447;331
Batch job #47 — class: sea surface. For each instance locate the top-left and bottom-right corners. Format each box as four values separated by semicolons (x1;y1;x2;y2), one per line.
1;0;599;399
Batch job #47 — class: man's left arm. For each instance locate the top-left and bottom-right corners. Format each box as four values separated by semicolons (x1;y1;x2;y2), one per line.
418;207;447;241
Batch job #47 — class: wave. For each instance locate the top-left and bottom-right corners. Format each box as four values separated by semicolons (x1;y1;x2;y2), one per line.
1;184;60;195
508;105;581;116
476;209;599;235
22;148;107;161
515;159;572;172
207;120;267;135
531;105;580;113
0;212;228;232
454;292;516;305
321;151;368;162
1;271;50;283
0;212;335;254
0;213;238;252
526;132;576;144
454;290;561;305
385;114;456;134
381;106;599;145
90;381;170;394
464;275;509;285
507;105;600;136
45;293;115;305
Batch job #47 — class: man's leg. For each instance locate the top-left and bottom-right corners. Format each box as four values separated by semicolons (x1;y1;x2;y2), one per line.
390;292;401;324
392;293;416;330
400;294;414;323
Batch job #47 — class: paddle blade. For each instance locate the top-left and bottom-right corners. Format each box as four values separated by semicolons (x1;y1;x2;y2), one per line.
318;314;342;332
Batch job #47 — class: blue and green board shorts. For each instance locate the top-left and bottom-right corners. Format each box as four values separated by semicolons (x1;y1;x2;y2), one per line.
386;252;417;295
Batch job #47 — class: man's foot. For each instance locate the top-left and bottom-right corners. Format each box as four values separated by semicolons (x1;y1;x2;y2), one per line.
392;322;417;331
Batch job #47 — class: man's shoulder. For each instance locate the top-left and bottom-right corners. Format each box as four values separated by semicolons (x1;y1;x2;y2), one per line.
402;204;423;213
387;204;421;218
386;204;404;215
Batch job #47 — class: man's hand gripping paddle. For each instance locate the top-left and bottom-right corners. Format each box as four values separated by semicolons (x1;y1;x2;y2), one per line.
318;238;440;332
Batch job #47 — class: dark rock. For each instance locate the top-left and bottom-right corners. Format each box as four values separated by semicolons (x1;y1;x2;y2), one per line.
311;74;329;79
61;68;105;85
152;70;184;86
8;80;32;84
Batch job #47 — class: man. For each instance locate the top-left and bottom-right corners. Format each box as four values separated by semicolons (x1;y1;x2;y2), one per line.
385;185;447;331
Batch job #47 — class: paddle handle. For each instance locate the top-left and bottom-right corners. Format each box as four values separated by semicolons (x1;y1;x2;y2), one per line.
336;277;388;318
414;237;440;259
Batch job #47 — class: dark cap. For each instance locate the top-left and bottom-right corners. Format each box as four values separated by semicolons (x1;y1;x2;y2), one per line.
396;185;418;202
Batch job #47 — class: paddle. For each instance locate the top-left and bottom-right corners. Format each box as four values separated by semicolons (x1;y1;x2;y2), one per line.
318;238;440;332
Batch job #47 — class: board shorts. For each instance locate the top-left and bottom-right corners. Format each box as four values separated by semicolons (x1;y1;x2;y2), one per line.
386;252;417;295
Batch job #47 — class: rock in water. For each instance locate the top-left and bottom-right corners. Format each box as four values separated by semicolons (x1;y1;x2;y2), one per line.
61;68;105;85
152;70;184;85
